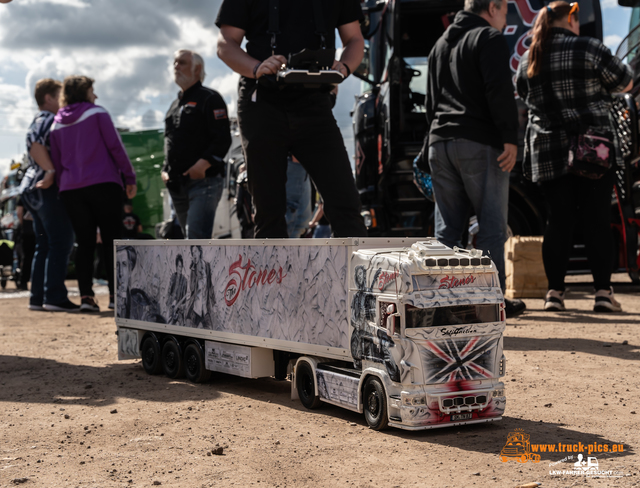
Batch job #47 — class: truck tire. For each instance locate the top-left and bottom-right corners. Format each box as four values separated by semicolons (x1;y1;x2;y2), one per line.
162;338;185;379
296;361;321;410
363;377;389;430
184;343;211;383
141;335;163;375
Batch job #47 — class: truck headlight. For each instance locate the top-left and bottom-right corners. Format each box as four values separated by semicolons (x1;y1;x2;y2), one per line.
401;392;425;406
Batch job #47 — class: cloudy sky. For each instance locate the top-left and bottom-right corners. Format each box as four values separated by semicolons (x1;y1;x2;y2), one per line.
0;0;634;178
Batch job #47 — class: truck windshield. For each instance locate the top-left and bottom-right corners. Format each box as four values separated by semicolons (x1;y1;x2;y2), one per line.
405;56;427;112
405;303;499;328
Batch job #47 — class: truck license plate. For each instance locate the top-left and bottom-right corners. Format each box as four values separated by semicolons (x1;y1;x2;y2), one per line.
451;413;472;421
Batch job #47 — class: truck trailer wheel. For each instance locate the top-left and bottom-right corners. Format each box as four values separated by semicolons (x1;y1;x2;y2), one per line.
162;338;185;379
363;377;389;430
184;343;211;383
296;361;321;410
141;335;163;375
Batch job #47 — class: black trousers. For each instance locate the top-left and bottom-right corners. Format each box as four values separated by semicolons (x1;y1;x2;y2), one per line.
237;89;367;238
540;170;615;291
60;183;124;297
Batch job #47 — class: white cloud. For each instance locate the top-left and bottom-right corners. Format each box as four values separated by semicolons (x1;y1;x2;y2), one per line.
601;0;619;8
604;34;623;52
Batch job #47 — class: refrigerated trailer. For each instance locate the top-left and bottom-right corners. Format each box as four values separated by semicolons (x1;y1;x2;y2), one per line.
115;238;507;431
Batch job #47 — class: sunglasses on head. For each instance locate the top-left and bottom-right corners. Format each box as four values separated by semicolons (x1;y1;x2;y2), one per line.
548;2;579;18
568;2;579;17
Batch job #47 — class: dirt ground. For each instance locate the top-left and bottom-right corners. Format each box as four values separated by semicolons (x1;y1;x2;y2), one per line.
1;277;639;488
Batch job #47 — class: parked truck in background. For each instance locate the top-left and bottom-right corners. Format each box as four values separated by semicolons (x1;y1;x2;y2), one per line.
119;123;242;239
116;238;507;431
353;0;640;281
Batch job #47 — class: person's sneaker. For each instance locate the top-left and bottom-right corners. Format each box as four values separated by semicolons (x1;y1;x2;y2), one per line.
43;300;81;313
80;296;100;312
28;303;44;311
505;298;526;318
544;290;566;311
594;287;622;313
108;294;114;310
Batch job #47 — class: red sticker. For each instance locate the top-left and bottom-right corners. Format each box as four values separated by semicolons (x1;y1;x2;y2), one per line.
214;109;227;120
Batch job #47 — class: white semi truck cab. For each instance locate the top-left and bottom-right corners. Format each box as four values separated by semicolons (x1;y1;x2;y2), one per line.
115;238;506;431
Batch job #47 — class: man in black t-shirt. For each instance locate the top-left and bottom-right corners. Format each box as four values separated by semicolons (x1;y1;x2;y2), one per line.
216;0;368;238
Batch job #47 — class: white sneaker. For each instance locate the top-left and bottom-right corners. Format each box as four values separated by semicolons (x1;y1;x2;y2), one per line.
544;290;565;311
594;287;622;313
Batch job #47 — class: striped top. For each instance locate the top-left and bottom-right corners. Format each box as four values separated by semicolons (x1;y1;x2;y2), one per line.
20;110;55;194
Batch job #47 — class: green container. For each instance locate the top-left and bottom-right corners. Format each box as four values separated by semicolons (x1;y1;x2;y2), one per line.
120;129;165;235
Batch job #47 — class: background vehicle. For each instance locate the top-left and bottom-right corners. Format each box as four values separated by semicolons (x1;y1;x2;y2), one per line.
353;0;640;282
119;126;242;239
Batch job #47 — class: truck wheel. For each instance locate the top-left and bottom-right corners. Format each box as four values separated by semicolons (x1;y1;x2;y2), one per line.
184;343;211;383
141;335;163;375
296;361;321;410
363;377;389;430
162;338;185;379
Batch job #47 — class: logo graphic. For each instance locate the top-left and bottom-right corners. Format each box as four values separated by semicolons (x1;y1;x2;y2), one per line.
377;270;400;291
574;454;599;473
224;255;287;306
438;275;476;289
500;430;541;464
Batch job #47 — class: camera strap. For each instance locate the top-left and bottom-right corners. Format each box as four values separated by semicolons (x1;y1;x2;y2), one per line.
267;0;329;54
268;0;280;55
311;0;328;49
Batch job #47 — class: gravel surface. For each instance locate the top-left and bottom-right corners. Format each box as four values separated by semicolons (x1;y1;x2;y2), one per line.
1;278;639;487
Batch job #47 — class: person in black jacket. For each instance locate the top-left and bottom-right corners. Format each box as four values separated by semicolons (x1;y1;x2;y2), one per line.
423;0;525;318
162;49;232;239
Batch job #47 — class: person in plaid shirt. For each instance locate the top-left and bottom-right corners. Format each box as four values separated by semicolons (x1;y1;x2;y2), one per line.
516;1;632;313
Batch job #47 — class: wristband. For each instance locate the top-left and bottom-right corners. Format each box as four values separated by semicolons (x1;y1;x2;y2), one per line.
253;61;262;79
343;63;351;77
45;169;55;174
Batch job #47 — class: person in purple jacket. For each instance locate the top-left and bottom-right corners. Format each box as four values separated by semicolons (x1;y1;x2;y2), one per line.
50;75;137;313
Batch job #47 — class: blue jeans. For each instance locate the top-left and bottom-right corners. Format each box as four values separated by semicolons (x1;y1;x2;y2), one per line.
168;175;223;239
285;160;312;238
21;185;74;305
429;139;509;291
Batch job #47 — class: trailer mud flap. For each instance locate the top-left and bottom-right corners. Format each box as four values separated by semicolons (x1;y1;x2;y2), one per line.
117;327;142;360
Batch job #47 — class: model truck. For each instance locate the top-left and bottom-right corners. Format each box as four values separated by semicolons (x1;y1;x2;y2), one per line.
115;238;506;431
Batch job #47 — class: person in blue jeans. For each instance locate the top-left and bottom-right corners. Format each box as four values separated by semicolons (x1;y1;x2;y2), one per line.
423;0;525;318
285;155;312;238
20;78;78;312
162;50;232;239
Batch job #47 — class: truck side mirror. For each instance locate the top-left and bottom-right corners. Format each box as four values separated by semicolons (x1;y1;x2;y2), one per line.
385;304;399;335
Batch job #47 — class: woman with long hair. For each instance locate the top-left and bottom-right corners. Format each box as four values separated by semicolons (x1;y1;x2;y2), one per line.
516;2;632;312
50;76;137;312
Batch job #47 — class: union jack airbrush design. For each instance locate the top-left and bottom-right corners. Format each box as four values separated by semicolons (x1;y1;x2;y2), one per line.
420;335;501;384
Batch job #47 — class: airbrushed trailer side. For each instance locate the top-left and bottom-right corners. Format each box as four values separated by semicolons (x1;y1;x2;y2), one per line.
114;238;506;431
